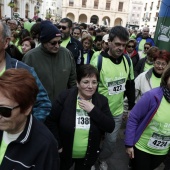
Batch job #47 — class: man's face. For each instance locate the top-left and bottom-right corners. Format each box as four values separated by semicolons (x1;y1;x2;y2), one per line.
142;28;149;38
94;41;102;51
108;37;127;58
102;41;109;51
7;20;17;31
43;37;62;54
0;24;10;51
58;22;71;40
72;29;81;40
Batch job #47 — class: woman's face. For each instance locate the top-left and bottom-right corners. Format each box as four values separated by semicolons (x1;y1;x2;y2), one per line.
153;58;168;75
126;42;135;53
144;45;151;53
83;39;91;51
0;91;28;134
77;75;98;100
22;41;31;54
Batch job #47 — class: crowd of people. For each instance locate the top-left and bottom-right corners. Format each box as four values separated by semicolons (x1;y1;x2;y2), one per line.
0;16;170;170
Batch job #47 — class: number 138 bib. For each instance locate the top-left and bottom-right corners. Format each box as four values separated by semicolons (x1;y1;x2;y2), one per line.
76;109;90;130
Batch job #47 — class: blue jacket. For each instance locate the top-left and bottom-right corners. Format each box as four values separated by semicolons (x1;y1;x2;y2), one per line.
136;36;155;51
125;87;163;147
6;52;51;121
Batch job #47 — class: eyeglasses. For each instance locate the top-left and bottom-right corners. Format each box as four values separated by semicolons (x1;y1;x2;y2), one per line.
81;81;98;87
144;47;150;50
48;40;62;46
155;61;167;68
57;25;68;30
0;105;20;118
127;45;135;48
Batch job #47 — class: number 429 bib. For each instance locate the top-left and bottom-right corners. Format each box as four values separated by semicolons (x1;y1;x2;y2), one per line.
108;78;126;95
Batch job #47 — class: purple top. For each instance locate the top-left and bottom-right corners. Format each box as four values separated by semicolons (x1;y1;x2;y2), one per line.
125;87;163;147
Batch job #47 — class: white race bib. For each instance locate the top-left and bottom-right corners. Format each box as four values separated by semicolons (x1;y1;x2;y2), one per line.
148;133;170;150
108;78;126;95
76;109;90;130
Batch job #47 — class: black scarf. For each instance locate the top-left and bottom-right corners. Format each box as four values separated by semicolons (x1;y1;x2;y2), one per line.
162;86;170;103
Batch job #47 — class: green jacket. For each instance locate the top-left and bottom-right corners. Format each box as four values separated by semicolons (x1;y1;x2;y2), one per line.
23;45;76;102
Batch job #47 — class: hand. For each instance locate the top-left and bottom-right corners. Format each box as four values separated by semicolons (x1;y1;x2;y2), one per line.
126;147;134;159
127;110;131;118
78;99;94;113
58;148;63;153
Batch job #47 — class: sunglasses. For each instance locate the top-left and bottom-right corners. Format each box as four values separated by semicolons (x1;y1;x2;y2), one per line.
57;25;68;30
48;40;62;46
127;45;135;48
0;105;19;118
144;47;150;50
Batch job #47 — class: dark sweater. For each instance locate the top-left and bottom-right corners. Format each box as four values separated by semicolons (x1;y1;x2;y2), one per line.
0;115;59;170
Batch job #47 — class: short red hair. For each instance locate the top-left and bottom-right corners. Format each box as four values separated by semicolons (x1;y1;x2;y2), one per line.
0;68;38;113
153;50;170;64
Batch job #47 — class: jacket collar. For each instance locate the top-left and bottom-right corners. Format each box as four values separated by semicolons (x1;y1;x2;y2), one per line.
145;67;154;80
0;114;33;144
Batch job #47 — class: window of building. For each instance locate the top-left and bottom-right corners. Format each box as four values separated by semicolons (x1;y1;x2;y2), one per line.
94;0;99;9
118;2;123;11
138;7;141;10
106;0;111;10
137;14;139;17
69;0;74;6
133;6;136;10
157;0;160;9
149;13;151;21
150;2;153;10
82;0;87;7
156;12;159;17
144;3;147;11
132;14;135;17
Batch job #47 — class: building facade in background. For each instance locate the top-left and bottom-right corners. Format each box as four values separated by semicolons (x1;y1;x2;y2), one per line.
140;0;161;33
62;0;130;27
127;0;143;30
0;0;62;21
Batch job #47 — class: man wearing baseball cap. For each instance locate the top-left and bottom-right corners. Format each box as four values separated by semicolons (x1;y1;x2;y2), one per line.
23;20;76;102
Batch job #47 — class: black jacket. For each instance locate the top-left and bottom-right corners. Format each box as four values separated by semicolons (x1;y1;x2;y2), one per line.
45;87;115;167
134;57;147;78
66;36;84;68
0;115;59;170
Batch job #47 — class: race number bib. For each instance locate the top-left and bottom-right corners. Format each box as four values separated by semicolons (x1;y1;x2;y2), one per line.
108;78;126;95
148;133;170;150
76;109;90;130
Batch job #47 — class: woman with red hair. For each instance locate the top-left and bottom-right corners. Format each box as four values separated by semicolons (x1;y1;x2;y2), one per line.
135;50;170;102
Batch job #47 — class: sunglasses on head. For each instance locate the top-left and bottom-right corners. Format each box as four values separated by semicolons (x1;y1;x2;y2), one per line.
127;45;135;48
0;105;19;118
57;25;68;30
48;40;62;46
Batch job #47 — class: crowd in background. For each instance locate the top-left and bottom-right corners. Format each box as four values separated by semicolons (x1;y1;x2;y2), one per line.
0;16;170;170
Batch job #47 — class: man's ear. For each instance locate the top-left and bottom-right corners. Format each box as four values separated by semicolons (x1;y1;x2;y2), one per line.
24;105;33;116
4;37;11;49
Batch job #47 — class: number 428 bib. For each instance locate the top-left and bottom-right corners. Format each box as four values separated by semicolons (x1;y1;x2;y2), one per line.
108;78;126;95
